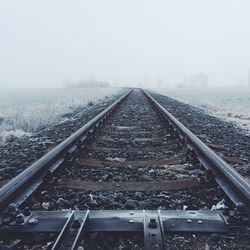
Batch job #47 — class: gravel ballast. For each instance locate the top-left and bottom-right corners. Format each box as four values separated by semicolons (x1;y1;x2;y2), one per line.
151;91;250;177
0;90;125;182
0;89;249;249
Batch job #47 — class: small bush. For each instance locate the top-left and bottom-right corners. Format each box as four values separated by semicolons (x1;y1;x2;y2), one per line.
1;130;31;143
88;101;94;107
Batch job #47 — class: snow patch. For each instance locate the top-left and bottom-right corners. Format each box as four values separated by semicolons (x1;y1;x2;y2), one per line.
1;130;32;143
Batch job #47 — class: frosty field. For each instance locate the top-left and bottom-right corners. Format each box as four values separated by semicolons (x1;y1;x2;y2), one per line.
0;86;249;144
155;86;250;133
0;87;121;143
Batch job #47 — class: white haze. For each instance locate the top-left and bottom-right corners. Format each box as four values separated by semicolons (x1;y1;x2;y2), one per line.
0;0;250;88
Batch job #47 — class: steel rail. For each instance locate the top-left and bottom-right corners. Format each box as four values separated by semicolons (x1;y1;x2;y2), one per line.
144;210;166;250
0;90;132;212
51;210;89;250
52;211;75;250
0;210;236;234
144;90;250;211
71;210;90;250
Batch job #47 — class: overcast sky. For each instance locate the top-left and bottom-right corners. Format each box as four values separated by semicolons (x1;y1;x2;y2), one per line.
0;0;250;88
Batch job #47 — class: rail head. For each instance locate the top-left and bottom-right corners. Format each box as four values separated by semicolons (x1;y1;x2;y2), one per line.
143;90;250;212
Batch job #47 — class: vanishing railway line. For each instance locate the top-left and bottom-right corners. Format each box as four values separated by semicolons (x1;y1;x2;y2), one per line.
0;89;249;249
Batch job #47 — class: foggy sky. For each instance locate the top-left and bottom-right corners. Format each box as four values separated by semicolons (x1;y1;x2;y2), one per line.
0;0;250;88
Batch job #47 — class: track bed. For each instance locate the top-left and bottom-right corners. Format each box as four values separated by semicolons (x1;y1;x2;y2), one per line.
22;90;224;211
0;89;249;250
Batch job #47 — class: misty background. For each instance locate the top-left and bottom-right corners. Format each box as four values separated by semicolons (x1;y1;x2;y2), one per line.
0;0;250;88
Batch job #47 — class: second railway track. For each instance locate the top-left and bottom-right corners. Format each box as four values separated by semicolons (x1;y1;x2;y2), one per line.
0;89;249;249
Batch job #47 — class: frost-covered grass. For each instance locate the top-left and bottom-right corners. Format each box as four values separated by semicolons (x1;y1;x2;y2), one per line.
0;87;122;142
154;86;250;133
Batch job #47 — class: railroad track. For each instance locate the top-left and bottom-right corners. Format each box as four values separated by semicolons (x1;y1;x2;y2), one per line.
0;89;249;249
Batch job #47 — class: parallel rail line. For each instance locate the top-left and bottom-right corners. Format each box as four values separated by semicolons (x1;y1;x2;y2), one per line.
0;89;249;249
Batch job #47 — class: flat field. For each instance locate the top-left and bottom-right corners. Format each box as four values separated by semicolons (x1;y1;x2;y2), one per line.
0;87;121;142
156;86;250;133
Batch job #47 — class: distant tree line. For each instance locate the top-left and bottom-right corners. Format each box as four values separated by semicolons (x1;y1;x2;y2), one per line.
177;73;208;88
64;79;110;88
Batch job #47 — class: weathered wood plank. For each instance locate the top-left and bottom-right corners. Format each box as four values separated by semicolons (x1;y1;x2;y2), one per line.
75;156;185;168
222;155;247;165
87;144;178;153
59;178;203;191
206;143;226;151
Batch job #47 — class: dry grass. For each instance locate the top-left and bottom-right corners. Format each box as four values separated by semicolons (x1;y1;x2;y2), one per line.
0;116;5;124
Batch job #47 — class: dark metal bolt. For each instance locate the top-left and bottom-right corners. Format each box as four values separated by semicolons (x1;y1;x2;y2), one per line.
72;218;81;228
16;213;25;224
227;213;240;224
148;218;157;228
222;206;230;216
23;207;31;216
28;218;38;225
235;203;245;213
7;204;17;214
